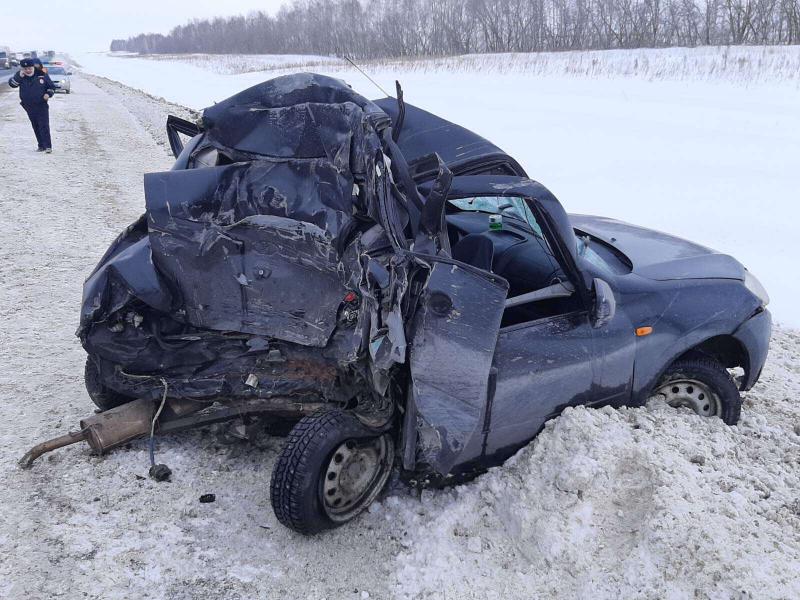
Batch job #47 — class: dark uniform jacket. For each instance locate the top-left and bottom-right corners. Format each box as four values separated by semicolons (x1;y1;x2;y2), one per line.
8;71;56;107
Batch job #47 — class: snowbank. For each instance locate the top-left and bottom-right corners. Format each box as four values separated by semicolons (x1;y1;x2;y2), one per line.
136;52;338;74
386;372;800;598
95;45;800;83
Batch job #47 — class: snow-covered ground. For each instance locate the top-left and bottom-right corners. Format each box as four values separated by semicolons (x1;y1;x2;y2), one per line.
1;50;799;599
76;47;800;328
113;45;800;82
136;52;338;74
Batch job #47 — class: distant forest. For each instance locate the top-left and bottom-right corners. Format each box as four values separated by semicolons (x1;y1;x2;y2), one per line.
111;0;800;56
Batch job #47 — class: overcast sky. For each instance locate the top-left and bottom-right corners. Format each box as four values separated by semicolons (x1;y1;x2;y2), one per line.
0;0;291;53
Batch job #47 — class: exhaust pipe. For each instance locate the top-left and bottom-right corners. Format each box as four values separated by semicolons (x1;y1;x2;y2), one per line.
20;398;159;468
80;398;158;454
19;395;320;469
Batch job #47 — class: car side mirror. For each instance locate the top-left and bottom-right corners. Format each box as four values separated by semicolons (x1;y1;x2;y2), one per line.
592;277;616;328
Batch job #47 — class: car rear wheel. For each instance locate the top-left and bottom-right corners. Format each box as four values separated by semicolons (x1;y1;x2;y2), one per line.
84;357;132;411
270;410;394;534
650;358;741;425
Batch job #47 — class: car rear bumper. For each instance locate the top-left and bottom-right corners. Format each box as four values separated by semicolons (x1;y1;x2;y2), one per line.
733;308;772;391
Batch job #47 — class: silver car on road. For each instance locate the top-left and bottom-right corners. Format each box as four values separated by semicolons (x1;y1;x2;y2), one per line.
46;66;71;93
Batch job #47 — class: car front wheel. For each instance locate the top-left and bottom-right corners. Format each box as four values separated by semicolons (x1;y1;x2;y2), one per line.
650;358;742;425
270;410;394;534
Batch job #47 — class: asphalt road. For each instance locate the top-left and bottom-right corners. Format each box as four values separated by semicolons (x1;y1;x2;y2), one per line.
1;68;17;103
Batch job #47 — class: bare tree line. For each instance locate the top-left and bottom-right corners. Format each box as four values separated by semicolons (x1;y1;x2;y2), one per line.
111;0;800;56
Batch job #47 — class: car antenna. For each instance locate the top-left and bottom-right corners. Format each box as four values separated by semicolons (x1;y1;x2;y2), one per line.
342;55;393;98
393;80;405;142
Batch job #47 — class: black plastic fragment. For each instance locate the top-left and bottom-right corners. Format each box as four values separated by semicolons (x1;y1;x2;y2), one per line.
149;463;172;482
199;494;216;503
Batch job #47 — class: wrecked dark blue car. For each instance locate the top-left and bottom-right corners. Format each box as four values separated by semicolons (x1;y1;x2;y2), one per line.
22;73;771;534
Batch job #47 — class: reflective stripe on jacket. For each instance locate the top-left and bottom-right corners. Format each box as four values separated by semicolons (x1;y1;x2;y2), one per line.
8;71;56;106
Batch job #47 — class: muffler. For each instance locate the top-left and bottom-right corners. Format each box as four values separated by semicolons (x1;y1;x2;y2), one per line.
18;394;321;469
80;397;159;454
19;398;157;468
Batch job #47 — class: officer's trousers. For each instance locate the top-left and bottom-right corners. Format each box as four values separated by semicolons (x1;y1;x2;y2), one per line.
22;103;52;150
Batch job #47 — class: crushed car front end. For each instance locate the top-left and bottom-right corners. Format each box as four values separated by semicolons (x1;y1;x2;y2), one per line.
77;74;427;427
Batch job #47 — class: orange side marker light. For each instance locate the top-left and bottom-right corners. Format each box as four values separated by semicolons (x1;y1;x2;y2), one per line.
635;326;653;337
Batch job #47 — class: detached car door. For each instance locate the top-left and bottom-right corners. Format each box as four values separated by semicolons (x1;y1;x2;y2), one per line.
408;256;508;476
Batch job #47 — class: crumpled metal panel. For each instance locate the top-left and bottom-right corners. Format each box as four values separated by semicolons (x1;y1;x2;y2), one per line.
202;73;390;159
144;162;354;347
86;335;355;403
409;260;507;475
78;73;411;404
79;216;172;332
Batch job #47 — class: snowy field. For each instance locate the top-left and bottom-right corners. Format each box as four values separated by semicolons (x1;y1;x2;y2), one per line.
76;47;800;328
0;49;798;599
120;45;800;82
132;52;338;74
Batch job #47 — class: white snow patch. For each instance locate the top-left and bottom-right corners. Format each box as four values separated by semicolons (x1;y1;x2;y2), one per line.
74;47;800;327
389;391;800;599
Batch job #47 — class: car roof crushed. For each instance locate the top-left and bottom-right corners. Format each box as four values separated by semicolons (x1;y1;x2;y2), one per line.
373;97;525;180
83;74;394;343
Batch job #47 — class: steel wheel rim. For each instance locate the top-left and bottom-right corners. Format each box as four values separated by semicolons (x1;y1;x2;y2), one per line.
652;378;721;418
321;434;393;522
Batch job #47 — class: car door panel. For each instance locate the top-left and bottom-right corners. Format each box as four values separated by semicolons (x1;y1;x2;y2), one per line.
409;257;508;475
484;310;595;461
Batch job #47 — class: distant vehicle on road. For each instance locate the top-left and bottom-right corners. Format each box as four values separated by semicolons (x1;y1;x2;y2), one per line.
46;66;71;93
0;50;9;69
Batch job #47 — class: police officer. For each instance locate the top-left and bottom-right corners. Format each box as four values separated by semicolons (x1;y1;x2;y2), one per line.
8;58;56;153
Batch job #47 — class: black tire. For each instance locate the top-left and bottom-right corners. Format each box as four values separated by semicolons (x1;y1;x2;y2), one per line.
270;410;394;535
653;358;742;425
84;357;132;411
